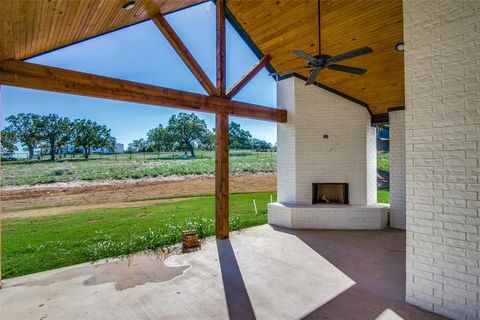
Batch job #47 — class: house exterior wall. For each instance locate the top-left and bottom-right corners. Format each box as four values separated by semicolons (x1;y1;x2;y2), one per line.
390;109;406;229
404;1;480;319
276;76;375;206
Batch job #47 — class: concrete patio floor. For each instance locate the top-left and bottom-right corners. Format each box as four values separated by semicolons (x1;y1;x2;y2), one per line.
0;225;447;320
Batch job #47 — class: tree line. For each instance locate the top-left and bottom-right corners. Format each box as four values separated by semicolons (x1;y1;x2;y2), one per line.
0;112;273;160
128;113;273;158
1;113;115;160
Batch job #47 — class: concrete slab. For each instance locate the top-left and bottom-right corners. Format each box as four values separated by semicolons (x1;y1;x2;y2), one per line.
0;225;447;320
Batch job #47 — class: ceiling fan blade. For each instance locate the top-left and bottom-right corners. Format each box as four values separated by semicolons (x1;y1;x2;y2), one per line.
328;64;367;75
292;50;319;64
306;67;321;85
329;47;373;63
268;66;311;76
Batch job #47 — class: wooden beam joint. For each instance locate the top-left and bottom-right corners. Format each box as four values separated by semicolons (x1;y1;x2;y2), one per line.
0;60;287;123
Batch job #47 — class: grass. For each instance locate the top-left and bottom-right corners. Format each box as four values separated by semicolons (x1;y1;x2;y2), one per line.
2;192;274;278
2;190;390;279
1;150;276;186
377;190;390;204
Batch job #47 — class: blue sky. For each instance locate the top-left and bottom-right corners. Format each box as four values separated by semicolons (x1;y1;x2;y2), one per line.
0;2;277;146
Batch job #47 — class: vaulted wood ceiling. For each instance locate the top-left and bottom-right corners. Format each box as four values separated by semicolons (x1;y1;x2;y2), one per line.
0;0;404;115
228;0;404;115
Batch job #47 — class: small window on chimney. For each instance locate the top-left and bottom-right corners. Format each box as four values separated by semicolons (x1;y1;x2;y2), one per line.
323;135;329;139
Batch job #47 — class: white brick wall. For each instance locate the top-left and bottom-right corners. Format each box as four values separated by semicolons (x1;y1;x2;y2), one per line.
390;110;406;229
404;1;480;319
276;76;376;206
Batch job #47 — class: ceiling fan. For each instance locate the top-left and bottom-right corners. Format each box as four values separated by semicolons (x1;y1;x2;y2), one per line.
269;0;373;85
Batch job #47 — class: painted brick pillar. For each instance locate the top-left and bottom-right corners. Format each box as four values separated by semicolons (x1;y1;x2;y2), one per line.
389;109;406;229
404;0;480;319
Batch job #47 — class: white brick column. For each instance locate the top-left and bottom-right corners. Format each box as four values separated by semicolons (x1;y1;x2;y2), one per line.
404;1;480;319
389;109;406;229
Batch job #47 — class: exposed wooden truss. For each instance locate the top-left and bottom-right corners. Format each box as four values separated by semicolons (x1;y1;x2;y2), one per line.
0;60;285;123
0;0;282;241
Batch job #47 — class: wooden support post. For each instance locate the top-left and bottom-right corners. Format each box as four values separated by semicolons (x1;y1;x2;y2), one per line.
215;0;228;238
215;112;229;239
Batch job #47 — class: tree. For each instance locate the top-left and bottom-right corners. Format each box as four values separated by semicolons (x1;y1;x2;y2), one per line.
37;114;71;161
229;121;252;149
198;130;215;151
166;113;210;157
251;138;272;151
71;119;116;159
4;113;42;159
0;128;17;156
127;138;149;153
147;125;174;152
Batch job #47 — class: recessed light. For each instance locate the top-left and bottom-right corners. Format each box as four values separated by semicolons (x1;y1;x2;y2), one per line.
395;42;405;52
122;1;136;10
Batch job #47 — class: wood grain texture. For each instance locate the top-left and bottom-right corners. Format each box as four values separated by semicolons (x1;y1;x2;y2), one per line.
152;13;218;96
0;60;287;123
0;0;404;114
0;0;206;61
226;55;272;99
215;112;229;239
216;0;226;96
227;0;404;114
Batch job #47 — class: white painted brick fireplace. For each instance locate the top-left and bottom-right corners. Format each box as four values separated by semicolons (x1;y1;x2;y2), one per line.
268;76;388;229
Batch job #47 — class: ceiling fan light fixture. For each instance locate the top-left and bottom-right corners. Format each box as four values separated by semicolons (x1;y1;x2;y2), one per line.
395;42;405;52
122;1;136;10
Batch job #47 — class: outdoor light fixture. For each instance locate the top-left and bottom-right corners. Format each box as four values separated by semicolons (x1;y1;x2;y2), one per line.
395;42;405;52
122;1;136;10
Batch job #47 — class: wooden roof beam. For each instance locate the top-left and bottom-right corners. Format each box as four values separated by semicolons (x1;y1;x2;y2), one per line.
0;60;286;123
226;54;271;99
151;14;219;96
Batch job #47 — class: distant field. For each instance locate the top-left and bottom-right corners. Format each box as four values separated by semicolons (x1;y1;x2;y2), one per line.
2;150;276;187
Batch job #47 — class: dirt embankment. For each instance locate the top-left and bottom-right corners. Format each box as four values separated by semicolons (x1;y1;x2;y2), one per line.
2;173;277;218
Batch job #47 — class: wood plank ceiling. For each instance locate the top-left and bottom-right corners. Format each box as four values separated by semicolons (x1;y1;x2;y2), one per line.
227;0;404;115
0;0;403;115
0;0;205;61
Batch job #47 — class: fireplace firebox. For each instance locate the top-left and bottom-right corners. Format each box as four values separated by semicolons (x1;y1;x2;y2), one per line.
312;183;349;205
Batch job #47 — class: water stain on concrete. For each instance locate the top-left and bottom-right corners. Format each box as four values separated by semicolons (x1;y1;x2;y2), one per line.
14;254;189;291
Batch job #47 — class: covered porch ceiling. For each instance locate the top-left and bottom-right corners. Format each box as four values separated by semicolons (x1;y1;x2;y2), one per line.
0;0;404;116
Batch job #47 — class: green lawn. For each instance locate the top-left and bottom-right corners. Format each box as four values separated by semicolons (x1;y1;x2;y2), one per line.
2;150;276;186
2;192;274;278
2;190;390;278
377;190;390;204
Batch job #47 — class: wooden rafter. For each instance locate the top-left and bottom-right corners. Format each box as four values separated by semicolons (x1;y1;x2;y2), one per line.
0;60;286;123
152;14;219;97
226;54;272;99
